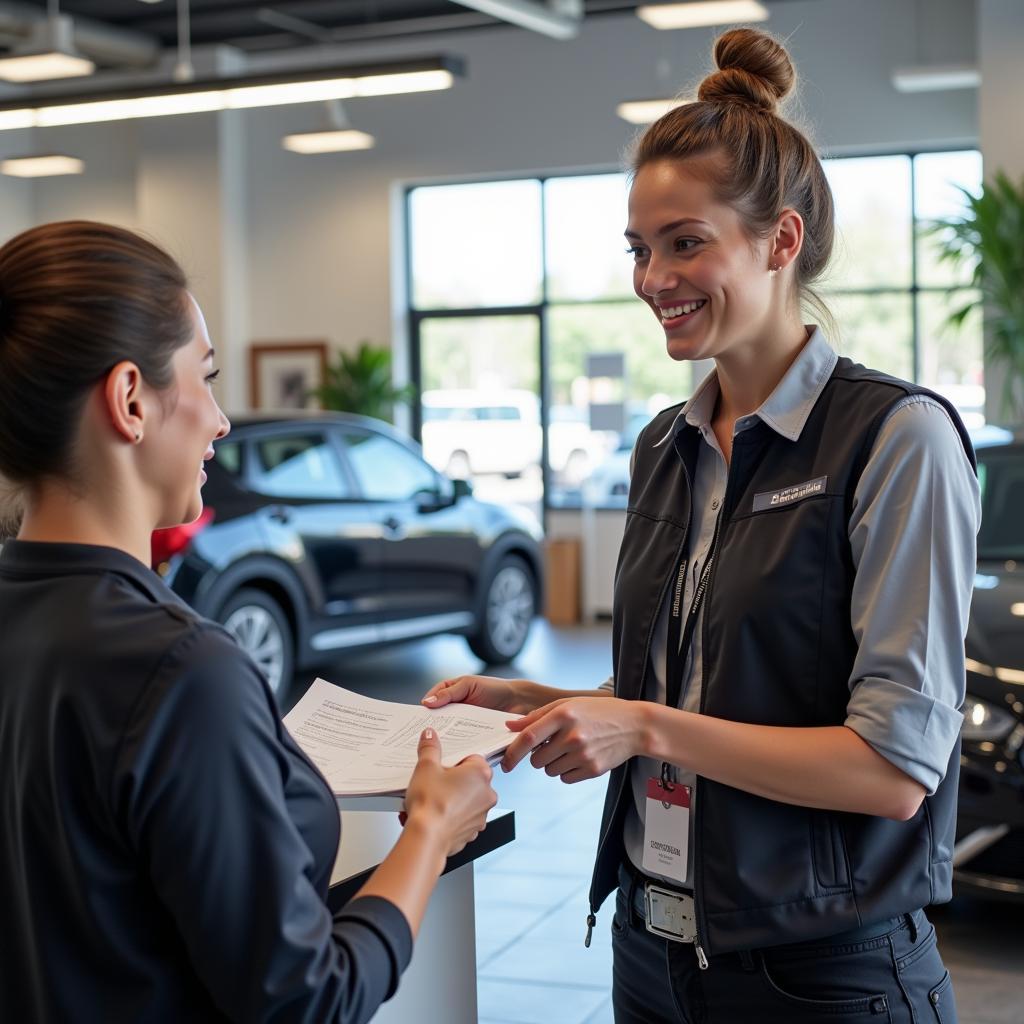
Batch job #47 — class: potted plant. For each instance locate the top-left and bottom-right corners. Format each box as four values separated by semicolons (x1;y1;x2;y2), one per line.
310;342;416;423
930;171;1024;419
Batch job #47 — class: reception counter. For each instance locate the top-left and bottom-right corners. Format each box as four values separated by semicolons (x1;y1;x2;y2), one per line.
328;807;516;1024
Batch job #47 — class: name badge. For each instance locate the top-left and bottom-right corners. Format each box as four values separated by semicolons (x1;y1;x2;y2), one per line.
642;777;691;884
752;475;828;513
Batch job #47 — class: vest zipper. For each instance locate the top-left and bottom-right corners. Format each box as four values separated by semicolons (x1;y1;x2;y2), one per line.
586;457;694;947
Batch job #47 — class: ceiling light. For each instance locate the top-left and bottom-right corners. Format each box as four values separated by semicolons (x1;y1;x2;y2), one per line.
636;0;768;31
0;57;462;131
1011;603;1024;618
283;129;375;154
891;64;980;93
0;14;96;83
616;98;692;124
1;154;85;177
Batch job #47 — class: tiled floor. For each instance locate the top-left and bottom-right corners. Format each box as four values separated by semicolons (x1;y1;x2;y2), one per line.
292;620;1024;1024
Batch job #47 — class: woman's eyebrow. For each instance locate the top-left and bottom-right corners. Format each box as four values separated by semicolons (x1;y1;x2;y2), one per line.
624;218;710;240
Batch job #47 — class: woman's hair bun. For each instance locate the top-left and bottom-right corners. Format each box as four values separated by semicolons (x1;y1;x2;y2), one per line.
697;27;796;114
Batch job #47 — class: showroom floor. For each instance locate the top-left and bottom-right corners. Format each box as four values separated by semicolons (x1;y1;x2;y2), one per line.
290;621;1024;1024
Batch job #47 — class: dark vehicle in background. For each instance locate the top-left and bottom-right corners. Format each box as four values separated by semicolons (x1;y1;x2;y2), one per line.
152;413;544;697
954;426;1024;899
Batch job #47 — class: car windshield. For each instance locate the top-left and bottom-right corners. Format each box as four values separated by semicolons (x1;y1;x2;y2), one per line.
976;446;1024;561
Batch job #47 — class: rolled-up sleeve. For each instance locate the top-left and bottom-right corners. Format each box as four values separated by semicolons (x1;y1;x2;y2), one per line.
844;395;980;794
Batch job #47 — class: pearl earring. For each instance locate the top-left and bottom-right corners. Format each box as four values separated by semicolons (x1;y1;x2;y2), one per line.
134;431;142;443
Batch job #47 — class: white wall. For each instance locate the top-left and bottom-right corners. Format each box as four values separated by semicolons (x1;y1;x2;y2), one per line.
14;0;981;412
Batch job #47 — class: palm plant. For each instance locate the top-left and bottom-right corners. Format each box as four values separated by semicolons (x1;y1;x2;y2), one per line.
310;342;416;423
930;171;1024;419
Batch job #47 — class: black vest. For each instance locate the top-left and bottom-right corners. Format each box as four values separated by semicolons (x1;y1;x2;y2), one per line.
588;359;975;955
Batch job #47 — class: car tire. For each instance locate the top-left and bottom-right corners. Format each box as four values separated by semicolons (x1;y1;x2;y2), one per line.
218;588;294;698
467;555;536;665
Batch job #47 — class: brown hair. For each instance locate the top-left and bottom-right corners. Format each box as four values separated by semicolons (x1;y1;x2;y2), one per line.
0;221;193;486
633;28;834;323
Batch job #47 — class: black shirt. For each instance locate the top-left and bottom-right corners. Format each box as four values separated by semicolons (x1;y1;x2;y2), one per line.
0;540;412;1023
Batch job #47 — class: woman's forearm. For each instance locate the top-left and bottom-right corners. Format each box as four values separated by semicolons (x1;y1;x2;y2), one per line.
512;680;614;714
640;705;926;821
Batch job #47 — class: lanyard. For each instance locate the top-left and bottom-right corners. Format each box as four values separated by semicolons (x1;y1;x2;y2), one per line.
665;541;717;714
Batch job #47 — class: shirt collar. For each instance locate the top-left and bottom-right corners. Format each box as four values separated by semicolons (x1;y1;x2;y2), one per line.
653;326;838;447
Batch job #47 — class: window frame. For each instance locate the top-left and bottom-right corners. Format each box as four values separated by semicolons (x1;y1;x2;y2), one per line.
405;148;982;519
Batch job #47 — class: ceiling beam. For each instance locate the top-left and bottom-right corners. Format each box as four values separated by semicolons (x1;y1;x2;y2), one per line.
447;0;583;39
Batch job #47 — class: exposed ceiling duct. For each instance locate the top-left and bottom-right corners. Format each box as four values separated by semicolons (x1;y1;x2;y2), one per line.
0;1;159;71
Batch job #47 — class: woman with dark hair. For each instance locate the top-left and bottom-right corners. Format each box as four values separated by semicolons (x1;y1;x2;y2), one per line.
0;220;497;1023
423;28;978;1023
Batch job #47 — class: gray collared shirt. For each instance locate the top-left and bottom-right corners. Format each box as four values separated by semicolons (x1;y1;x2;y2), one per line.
609;327;981;889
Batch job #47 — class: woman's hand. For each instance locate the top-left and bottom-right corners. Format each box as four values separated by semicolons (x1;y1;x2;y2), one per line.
403;729;498;857
501;698;649;782
421;674;536;715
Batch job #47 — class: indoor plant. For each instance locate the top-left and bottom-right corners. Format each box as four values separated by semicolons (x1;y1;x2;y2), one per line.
310;342;415;423
930;171;1024;419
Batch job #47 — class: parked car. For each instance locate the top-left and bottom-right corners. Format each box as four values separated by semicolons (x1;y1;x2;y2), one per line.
152;412;544;696
421;389;542;479
954;425;1024;899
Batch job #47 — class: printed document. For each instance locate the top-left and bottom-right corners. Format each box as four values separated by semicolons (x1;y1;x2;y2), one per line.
283;677;522;797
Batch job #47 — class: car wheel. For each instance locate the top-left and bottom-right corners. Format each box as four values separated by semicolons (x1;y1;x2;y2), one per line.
218;588;294;698
468;556;536;665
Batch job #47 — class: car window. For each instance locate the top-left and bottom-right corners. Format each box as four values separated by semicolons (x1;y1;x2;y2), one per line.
252;433;351;499
342;430;439;502
977;449;1024;559
214;440;242;476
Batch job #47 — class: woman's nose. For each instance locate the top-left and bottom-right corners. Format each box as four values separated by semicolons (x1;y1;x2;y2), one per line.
640;253;676;297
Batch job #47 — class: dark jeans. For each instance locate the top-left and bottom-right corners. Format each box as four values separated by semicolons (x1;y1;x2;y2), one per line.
610;884;957;1023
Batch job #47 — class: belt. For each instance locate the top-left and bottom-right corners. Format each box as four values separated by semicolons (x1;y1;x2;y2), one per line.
620;861;924;952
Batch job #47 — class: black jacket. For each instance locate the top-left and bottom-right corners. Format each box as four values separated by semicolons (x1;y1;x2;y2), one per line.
588;360;975;955
0;540;411;1023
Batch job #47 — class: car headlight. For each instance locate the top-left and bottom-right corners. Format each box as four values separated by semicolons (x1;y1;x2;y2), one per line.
961;696;1016;742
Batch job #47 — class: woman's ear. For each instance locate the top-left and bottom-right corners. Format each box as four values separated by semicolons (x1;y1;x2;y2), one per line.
770;208;805;273
104;361;146;445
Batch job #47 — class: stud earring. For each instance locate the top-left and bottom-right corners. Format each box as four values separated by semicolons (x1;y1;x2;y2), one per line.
768;265;779;277
134;431;142;443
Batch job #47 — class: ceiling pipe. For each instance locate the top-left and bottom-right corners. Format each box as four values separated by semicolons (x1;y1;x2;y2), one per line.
447;0;583;40
0;1;159;69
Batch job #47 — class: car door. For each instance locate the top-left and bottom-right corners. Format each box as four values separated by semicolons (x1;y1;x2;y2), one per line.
336;425;483;639
247;428;385;648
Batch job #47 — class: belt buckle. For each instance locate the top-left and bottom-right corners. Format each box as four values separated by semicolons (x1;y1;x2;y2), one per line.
644;882;697;944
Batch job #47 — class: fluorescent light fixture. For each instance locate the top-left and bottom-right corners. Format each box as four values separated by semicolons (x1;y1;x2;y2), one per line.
617;98;692;124
0;58;461;131
891;64;980;93
1;154;85;177
0;15;96;83
1011;603;1024;618
637;0;769;31
283;129;375;154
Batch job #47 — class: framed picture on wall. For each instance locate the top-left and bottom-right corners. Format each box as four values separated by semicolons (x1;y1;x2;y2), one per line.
249;341;328;410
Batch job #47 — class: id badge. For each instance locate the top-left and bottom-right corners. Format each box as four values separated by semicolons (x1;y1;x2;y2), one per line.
642;777;691;884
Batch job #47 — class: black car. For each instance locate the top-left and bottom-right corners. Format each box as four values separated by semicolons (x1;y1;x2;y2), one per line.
954;426;1024;899
153;413;545;696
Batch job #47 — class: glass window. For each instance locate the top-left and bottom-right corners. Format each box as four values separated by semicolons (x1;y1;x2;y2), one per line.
914;150;983;288
544;174;634;302
342;430;439;502
409;180;543;310
976;449;1024;560
917;289;985;429
419;315;542;516
546;301;686;506
825;293;914;380
214;440;242;476
823;155;912;290
252;434;349;499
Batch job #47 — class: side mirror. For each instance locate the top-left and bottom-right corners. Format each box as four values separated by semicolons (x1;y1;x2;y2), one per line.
452;478;473;501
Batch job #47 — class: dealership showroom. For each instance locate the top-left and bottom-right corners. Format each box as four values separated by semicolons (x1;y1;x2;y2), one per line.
2;0;1024;1021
